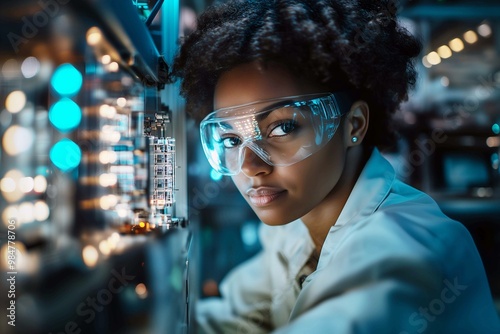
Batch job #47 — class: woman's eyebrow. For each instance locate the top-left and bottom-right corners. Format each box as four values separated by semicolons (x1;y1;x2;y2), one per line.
217;99;295;129
219;121;233;130
255;100;293;122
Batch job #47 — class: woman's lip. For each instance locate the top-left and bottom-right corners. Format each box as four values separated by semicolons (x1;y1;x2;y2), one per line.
246;187;286;207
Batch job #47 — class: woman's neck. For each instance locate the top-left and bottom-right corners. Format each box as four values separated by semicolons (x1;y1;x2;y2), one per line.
301;146;368;253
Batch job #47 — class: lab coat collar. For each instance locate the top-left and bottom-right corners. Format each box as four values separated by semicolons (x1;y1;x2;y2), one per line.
265;149;395;276
335;148;395;228
316;148;395;269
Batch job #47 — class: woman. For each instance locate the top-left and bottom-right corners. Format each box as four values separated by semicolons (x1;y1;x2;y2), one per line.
173;0;500;332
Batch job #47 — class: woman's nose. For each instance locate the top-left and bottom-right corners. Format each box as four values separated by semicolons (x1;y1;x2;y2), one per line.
240;146;272;177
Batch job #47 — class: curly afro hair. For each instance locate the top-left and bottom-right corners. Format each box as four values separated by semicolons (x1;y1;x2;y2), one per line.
172;0;422;149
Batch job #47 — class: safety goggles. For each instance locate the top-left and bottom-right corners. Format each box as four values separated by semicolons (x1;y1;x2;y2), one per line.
200;92;352;176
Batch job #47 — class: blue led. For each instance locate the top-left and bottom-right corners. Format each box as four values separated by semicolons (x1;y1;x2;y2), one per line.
50;63;83;97
492;123;500;135
49;98;82;132
50;139;81;172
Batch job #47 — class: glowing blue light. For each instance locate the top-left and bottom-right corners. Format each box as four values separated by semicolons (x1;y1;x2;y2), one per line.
35;166;50;176
492;123;500;135
49;98;82;132
241;222;259;247
50;139;81;172
50;63;83;97
210;169;223;181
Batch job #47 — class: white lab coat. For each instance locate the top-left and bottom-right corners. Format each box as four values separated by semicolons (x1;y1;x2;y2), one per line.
196;149;500;333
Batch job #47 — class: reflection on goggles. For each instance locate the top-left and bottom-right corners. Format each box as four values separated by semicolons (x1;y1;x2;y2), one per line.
200;92;351;176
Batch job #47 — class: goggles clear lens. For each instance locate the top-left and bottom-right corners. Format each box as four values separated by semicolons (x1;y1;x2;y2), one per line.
200;92;350;176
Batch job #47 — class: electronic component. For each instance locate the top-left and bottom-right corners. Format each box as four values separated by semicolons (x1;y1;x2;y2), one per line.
0;1;191;333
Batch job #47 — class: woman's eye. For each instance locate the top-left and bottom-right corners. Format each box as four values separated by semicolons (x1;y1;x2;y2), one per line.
222;136;242;148
269;120;297;137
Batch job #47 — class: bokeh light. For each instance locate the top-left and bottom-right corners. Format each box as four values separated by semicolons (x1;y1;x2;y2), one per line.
99;104;116;118
82;245;99;267
2;206;19;227
101;55;111;65
463;30;478;44
5;91;27;113
477;23;491;37
449;38;464;52
49;98;82;132
427;52;441;65
422;56;432;68
0;177;16;193
440;76;450;87
18;202;35;223
86;27;102;46
34;201;50;221
49;139;82;172
21;57;41;78
135;283;148;299
108;62;119;72
99;240;111;256
33;175;48;193
99;173;118;187
492;124;500;135
50;63;83;97
437;45;452;59
99;150;118;164
19;177;34;193
2;125;34;155
1;170;25;204
99;195;118;210
117;97;127;107
1;59;20;79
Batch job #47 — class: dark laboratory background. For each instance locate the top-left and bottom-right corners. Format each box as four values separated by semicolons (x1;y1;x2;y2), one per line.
0;0;499;333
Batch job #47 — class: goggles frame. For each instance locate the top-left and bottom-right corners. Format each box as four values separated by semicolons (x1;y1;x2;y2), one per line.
200;92;354;175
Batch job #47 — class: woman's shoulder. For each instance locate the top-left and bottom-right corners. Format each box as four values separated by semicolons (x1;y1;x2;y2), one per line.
332;186;479;274
378;178;473;248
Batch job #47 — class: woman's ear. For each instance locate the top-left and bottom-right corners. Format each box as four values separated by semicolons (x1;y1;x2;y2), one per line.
344;100;369;147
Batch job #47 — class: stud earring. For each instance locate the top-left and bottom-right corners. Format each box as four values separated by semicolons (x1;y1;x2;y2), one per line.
351;136;358;143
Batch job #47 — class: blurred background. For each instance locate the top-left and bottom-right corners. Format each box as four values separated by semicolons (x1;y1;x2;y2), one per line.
0;0;499;333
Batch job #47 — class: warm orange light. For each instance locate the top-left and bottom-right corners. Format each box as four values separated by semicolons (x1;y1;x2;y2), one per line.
135;283;148;299
449;38;464;52
6;91;26;113
82;245;99;267
486;136;500;148
437;45;452;59
463;30;478;44
427;52;441;65
86;27;102;46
